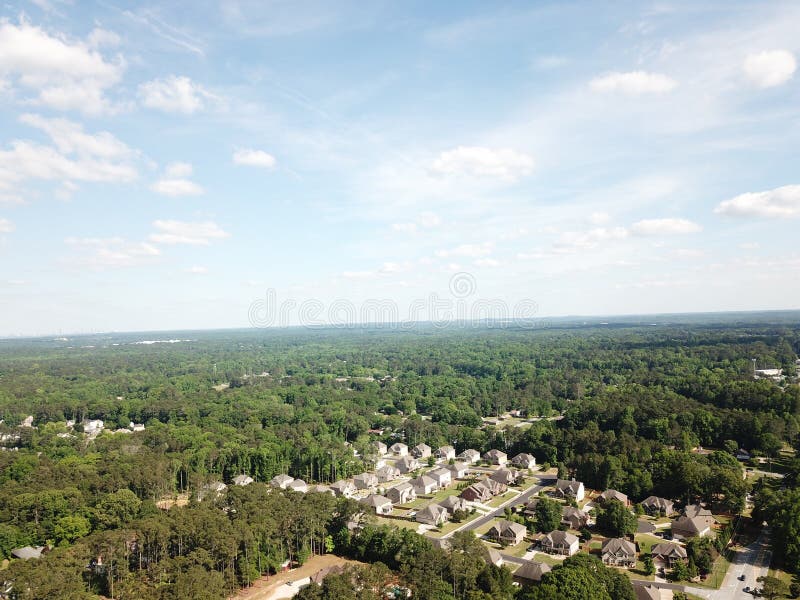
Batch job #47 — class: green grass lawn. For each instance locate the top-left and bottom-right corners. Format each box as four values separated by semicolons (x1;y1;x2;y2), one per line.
486;490;518;508
690;553;731;590
427;512;482;537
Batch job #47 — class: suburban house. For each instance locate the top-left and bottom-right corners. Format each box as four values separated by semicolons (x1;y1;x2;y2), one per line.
483;449;508;465
353;472;379;490
197;481;227;501
641;496;675;516
601;538;637;567
376;465;401;482
672;515;714;540
10;546;46;560
389;442;409;456
522;498;539;518
736;449;752;462
309;484;334;495
481;547;504;567
554;479;585;502
287;479;308;493
359;494;393;515
386;482;416;505
330;480;357;498
461;482;493;502
396;455;420;474
429;467;452;488
446;462;469;479
490;468;520;486
412;443;432;459
488;520;527;545
416;503;449;526
372;441;388;456
637;520;657;535
683;504;713;519
439;495;469;515
634;585;662;600
651;542;688;568
270;474;294;489
233;474;254;486
599;489;629;506
513;560;552;584
561;506;589;530
435;445;456;461
481;477;507;496
540;531;579;556
411;475;438;495
457;449;481;464
511;453;537;470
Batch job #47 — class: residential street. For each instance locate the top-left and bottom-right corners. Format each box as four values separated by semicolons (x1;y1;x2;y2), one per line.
437;476;551;539
632;529;773;600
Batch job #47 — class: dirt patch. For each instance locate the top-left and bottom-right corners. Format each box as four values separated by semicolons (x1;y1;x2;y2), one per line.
156;493;189;510
229;555;363;600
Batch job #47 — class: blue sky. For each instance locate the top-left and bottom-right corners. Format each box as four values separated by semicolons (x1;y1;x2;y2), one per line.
1;1;800;336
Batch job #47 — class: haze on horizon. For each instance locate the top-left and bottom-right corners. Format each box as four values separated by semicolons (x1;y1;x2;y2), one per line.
1;1;800;337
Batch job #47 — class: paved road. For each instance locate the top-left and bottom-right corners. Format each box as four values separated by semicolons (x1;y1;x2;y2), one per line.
438;476;552;539
632;529;772;600
717;530;772;600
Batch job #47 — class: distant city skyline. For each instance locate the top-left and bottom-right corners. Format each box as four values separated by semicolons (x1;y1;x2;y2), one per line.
1;1;800;336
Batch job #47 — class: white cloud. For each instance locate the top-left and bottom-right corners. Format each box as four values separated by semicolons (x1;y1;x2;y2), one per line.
151;179;204;196
0;218;13;233
474;258;501;267
164;162;193;178
418;211;441;228
589;211;611;225
0;115;138;194
436;242;493;258
392;211;441;233
64;237;161;269
87;28;121;49
138;75;211;114
743;50;796;88
185;265;208;274
554;227;629;251
630;218;702;235
714;185;800;218
19;114;133;159
151;162;203;197
233;148;276;169
431;146;534;181
739;242;760;250
0;21;124;114
391;223;418;233
149;220;229;245
589;71;677;94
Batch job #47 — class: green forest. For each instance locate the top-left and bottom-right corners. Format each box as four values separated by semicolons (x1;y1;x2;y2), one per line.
0;316;799;599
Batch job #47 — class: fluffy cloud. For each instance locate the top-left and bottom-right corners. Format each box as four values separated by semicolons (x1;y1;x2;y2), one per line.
0;21;124;114
185;265;208;274
19;113;132;158
64;237;161;269
149;220;229;245
630;218;702;235
392;211;441;233
431;146;534;181
150;162;204;197
0;114;138;193
436;242;493;258
138;75;211;113
589;71;677;94
554;227;629;251
714;184;800;218
743;50;796;88
233;149;276;169
0;218;13;233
